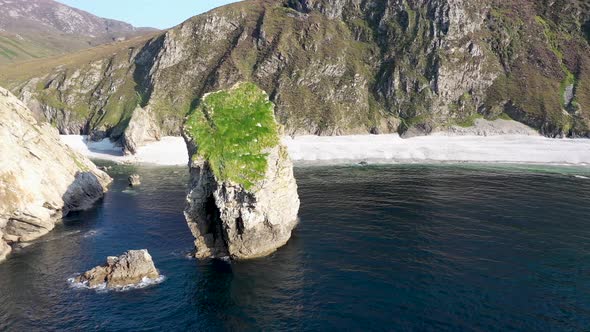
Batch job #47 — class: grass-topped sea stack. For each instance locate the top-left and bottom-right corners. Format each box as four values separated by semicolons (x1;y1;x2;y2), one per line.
183;83;300;260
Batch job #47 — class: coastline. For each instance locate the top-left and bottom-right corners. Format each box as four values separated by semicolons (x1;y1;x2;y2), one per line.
60;134;590;167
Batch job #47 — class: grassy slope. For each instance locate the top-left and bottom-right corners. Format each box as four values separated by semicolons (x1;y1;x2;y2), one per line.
185;83;280;190
483;0;590;136
0;30;101;65
0;33;159;87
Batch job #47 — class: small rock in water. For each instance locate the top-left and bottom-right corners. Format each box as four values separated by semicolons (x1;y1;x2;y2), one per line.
358;161;369;167
128;174;141;186
74;249;159;289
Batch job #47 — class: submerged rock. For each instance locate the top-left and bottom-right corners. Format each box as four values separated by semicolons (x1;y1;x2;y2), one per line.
128;174;141;187
184;83;300;260
0;87;112;261
74;250;160;289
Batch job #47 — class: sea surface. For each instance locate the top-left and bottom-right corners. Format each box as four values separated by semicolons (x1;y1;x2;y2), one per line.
1;163;590;331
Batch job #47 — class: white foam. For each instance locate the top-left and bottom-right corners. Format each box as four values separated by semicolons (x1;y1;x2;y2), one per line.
574;175;589;179
61;134;590;167
67;275;166;293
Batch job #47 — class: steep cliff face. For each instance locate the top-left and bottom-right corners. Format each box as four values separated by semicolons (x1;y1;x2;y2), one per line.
184;83;300;259
0;87;111;262
3;0;590;143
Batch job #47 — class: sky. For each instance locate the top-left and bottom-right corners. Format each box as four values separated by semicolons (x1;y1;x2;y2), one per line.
58;0;242;29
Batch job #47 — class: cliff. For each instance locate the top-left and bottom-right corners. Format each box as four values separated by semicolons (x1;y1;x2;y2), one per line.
1;0;589;146
0;87;112;262
184;83;300;259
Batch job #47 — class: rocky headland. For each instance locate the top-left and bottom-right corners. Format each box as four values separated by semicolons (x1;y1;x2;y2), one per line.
0;87;111;262
184;83;300;259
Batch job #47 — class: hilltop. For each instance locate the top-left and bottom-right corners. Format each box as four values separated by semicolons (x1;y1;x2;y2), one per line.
0;0;156;63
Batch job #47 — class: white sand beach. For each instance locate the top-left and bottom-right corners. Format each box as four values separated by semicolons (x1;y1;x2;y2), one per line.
61;134;590;166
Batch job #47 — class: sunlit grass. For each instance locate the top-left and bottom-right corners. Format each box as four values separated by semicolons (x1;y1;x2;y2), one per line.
185;82;279;190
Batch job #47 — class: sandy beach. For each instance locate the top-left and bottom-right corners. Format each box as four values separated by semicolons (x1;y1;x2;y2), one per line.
61;134;590;166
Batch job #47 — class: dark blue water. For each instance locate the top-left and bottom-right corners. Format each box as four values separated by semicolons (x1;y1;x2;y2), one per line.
1;164;590;331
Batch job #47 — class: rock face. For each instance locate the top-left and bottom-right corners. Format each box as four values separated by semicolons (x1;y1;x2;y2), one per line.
0;87;111;262
122;106;161;155
185;144;300;259
74;250;160;288
128;174;141;187
184;84;300;259
4;0;590;139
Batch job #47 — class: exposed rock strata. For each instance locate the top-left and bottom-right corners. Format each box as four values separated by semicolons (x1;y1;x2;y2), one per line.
0;87;111;262
185;144;300;259
4;0;590;139
184;85;300;259
74;250;160;288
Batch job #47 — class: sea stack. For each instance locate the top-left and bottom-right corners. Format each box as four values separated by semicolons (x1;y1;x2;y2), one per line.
0;87;111;262
183;83;300;260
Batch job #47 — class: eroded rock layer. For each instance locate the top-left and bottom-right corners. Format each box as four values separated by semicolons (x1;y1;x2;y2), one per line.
0;87;111;262
185;144;300;259
74;250;160;288
184;84;300;260
3;0;589;146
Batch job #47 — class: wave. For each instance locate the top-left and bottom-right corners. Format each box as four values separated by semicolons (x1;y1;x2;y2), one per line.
574;175;589;179
67;275;166;293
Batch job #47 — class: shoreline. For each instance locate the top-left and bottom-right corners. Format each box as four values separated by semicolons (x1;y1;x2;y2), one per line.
61;134;590;167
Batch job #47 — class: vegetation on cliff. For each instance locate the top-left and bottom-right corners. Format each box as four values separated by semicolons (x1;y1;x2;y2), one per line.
185;83;279;190
1;0;589;139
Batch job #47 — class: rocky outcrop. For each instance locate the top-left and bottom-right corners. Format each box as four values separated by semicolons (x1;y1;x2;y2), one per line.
128;174;141;187
184;84;300;259
122;106;161;155
4;0;590;139
185;144;300;259
0;87;111;262
74;250;160;289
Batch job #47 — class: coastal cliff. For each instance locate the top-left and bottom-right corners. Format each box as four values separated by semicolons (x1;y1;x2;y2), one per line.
0;87;111;262
184;83;300;259
1;0;588;148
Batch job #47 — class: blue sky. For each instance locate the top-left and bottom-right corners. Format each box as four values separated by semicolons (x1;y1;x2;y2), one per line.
58;0;241;29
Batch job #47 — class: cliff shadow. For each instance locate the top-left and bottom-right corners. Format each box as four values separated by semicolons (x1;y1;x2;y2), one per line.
61;171;107;217
133;34;166;108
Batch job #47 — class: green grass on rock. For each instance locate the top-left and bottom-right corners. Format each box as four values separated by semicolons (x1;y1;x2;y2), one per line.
185;83;280;190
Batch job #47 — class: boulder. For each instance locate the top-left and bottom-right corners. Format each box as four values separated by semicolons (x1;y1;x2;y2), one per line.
121;106;161;155
0;87;111;261
184;83;300;260
75;250;160;288
128;174;141;186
